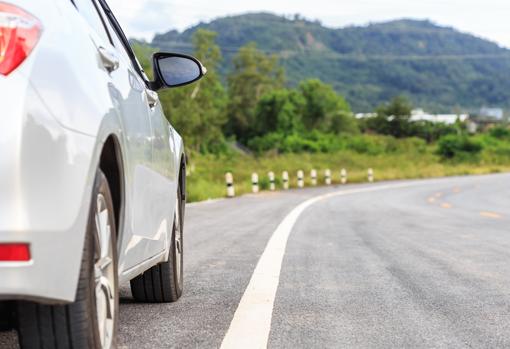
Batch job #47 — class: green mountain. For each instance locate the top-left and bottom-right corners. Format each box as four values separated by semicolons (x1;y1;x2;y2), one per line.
151;13;510;112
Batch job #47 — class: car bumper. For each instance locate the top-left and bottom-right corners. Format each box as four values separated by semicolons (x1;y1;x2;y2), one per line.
0;74;96;303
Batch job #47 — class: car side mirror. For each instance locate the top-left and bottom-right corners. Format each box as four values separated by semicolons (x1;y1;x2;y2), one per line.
150;52;207;91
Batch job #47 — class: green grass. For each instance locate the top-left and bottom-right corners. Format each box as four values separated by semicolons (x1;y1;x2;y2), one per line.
185;147;510;202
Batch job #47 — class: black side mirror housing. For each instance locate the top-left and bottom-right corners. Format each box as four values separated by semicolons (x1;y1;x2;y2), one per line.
150;52;207;91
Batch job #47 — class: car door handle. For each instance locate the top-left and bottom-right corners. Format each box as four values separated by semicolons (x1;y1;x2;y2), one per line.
98;46;119;72
146;89;159;108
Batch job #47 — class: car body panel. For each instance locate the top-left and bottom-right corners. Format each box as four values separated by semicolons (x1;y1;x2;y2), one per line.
0;76;95;302
0;0;185;303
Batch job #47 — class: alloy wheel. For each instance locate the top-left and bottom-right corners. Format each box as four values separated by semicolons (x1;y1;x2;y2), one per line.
94;194;116;349
174;197;183;286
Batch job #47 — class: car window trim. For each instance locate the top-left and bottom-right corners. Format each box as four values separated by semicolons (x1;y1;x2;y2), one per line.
97;0;149;87
71;0;114;46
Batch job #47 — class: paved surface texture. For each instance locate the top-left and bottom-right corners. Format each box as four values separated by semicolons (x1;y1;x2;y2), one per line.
2;174;510;348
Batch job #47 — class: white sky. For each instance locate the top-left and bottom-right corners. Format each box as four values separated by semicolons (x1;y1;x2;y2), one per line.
107;0;510;48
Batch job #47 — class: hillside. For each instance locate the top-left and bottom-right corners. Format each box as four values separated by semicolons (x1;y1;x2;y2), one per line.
151;13;510;112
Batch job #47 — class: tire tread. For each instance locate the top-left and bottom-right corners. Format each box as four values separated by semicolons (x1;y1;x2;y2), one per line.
129;185;183;304
16;170;118;349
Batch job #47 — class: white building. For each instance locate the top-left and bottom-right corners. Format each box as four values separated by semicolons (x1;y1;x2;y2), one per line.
410;109;468;125
355;113;376;119
479;107;504;120
356;109;468;125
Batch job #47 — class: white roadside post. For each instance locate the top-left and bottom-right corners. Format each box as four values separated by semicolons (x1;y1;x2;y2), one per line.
324;169;332;185
251;173;259;193
297;170;304;188
311;169;317;186
368;168;374;183
282;171;289;190
225;172;235;197
268;171;276;191
341;168;347;184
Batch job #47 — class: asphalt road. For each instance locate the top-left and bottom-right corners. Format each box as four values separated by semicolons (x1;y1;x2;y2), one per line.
2;173;510;348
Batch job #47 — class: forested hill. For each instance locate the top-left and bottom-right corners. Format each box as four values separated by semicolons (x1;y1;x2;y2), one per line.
151;13;510;112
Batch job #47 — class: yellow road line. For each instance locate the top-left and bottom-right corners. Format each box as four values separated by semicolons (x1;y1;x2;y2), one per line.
480;211;502;219
441;203;452;209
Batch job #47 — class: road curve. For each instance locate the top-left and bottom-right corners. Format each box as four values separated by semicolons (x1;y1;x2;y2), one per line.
2;173;510;348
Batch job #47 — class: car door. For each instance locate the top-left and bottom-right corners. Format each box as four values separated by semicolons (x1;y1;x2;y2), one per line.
74;0;162;273
70;1;156;261
147;92;178;206
90;0;171;272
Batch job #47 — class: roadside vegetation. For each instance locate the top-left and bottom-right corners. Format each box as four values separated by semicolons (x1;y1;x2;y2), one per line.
186;139;510;202
132;29;510;202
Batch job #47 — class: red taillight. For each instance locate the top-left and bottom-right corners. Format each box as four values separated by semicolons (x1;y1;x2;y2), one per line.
0;243;31;261
0;2;41;76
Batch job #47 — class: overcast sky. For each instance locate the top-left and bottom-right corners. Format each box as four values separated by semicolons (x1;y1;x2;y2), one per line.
107;0;510;48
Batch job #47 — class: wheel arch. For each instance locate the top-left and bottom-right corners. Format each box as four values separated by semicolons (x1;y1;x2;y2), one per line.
98;135;124;237
179;153;187;203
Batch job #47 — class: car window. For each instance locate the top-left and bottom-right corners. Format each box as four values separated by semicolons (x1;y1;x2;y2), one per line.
100;14;132;66
100;11;145;79
72;0;111;45
96;0;150;83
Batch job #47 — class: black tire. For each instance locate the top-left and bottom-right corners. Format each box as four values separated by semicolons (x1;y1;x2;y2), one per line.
130;183;184;303
17;170;119;349
0;301;14;331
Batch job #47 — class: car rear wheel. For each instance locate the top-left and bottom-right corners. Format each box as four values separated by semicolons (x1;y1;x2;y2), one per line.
130;183;184;303
17;169;119;349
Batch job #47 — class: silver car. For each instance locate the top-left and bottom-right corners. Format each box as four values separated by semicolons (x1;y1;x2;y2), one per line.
0;0;205;347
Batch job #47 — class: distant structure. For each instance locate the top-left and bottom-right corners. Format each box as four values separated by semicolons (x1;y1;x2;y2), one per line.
479;107;504;120
470;107;506;132
355;109;468;125
356;107;507;134
355;113;376;119
410;109;468;125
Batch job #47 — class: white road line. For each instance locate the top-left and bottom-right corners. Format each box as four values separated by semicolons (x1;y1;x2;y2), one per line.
186;198;225;207
220;181;428;349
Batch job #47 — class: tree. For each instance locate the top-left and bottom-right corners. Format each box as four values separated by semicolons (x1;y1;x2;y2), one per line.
299;79;357;134
253;89;305;136
367;96;413;138
226;42;285;142
161;29;227;152
131;42;154;78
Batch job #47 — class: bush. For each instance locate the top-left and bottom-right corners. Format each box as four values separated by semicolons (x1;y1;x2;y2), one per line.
247;132;432;156
437;135;483;160
282;134;321;153
346;136;384;155
247;133;284;153
493;144;510;157
409;121;458;143
397;137;427;153
489;127;510;140
345;135;417;155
